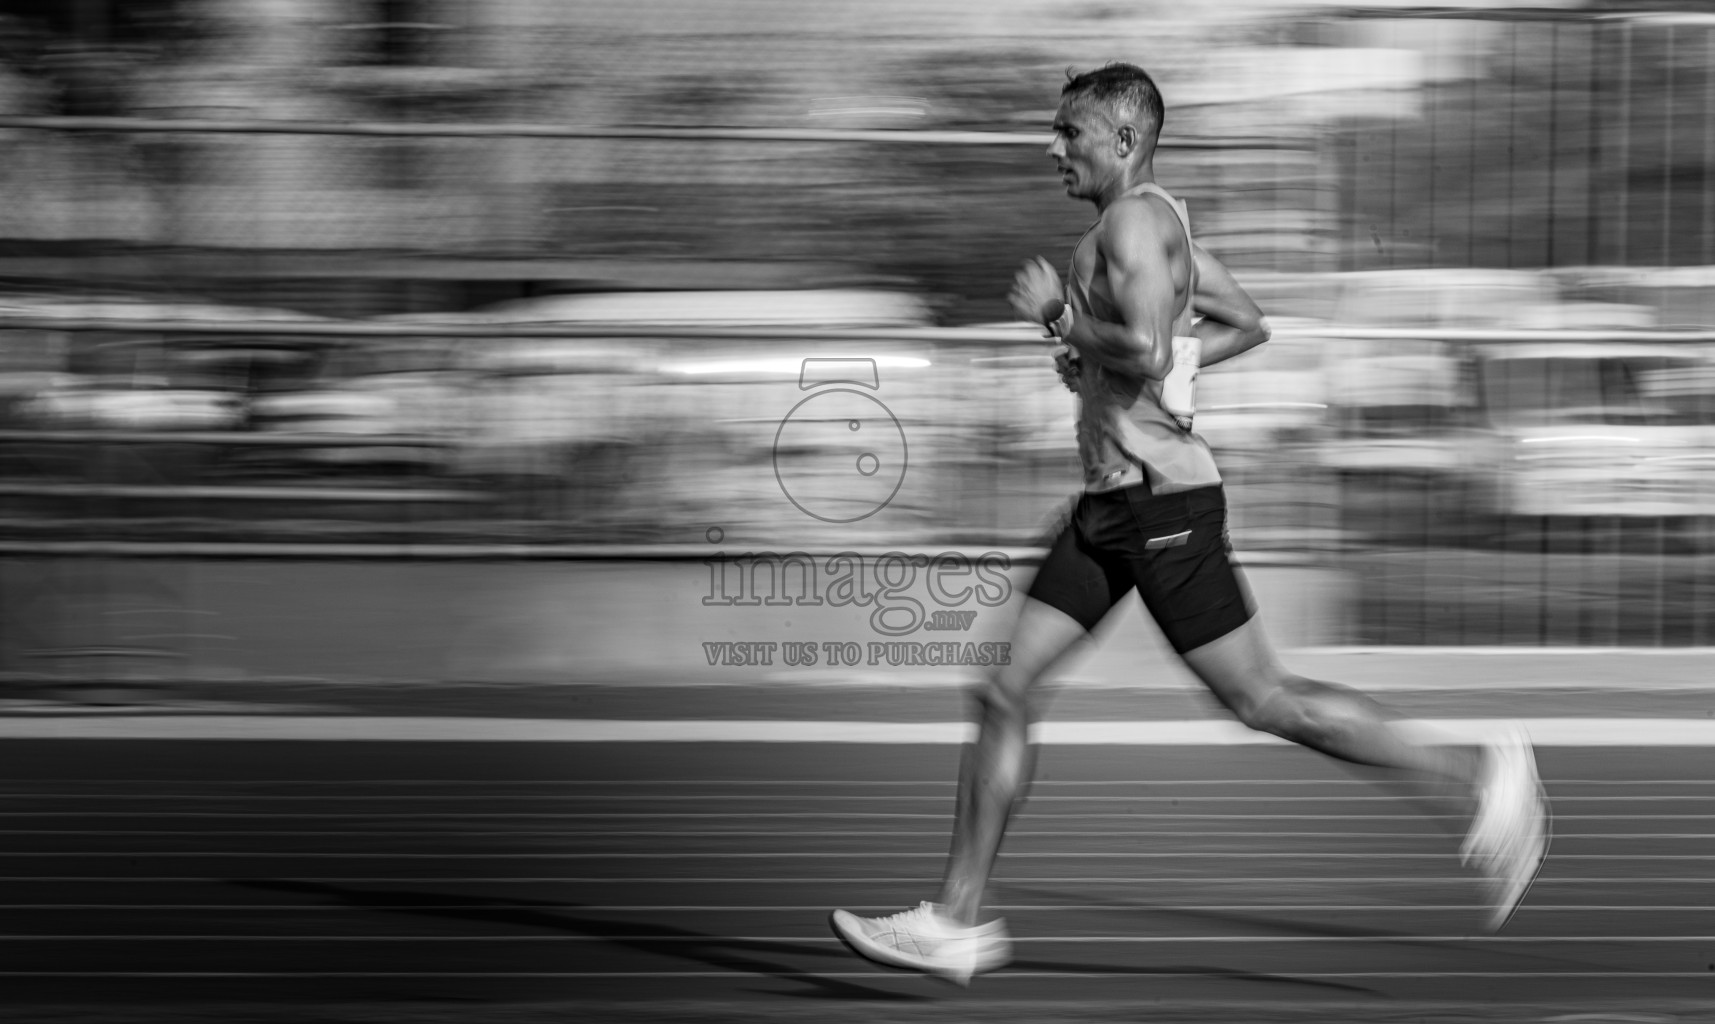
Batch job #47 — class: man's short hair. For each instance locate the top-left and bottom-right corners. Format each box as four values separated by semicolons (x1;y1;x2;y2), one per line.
1062;62;1164;137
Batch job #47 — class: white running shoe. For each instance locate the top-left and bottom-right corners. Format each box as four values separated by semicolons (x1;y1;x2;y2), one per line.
1460;726;1552;932
829;902;1012;985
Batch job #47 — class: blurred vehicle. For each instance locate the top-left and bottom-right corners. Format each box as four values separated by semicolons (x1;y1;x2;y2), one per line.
429;289;934;329
1316;340;1484;544
1330;269;1561;328
402;288;989;537
957;320;1074;455
21;376;245;431
17;335;245;434
1;295;336;434
246;336;469;478
1473;342;1715;522
374;290;941;529
1329;267;1659;331
1550;266;1715;329
0;295;342;488
1196;323;1330;458
460;335;660;523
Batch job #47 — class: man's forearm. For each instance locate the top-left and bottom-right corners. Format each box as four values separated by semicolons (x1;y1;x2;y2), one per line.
1063;310;1170;379
1193;316;1271;368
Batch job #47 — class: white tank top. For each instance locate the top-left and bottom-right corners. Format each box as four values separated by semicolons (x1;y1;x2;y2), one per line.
1066;181;1222;494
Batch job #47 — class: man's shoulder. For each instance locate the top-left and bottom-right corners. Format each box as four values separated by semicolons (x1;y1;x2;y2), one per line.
1097;192;1184;253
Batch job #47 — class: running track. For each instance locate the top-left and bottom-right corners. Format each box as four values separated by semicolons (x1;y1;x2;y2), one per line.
0;732;1710;1022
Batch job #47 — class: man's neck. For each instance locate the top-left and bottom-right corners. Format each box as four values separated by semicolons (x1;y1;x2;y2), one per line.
1093;162;1158;214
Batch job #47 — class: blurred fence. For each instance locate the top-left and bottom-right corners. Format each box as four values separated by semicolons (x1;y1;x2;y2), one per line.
1329;8;1715;271
6;7;1715;284
0;115;1319;322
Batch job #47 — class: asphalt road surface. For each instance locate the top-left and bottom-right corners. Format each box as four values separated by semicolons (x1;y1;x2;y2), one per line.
0;732;1709;1024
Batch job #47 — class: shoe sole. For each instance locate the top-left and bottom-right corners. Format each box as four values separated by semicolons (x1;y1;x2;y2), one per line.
1487;775;1553;933
827;911;1005;987
828;911;921;970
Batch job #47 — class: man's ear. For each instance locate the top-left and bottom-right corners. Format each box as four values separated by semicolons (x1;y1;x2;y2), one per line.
1116;124;1138;156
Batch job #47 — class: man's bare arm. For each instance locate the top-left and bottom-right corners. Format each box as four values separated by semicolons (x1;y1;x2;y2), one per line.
1190;244;1271;367
1059;199;1182;380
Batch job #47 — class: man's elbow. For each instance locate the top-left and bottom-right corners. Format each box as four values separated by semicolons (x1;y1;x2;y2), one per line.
1241;315;1282;355
1128;342;1172;380
1245;316;1273;352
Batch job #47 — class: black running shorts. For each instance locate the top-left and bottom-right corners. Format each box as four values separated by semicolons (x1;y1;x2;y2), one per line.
1027;484;1256;654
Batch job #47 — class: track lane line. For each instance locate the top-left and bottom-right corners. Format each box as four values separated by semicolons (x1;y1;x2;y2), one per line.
0;716;1714;743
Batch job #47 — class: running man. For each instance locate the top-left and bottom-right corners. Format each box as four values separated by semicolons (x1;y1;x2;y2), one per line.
829;62;1550;986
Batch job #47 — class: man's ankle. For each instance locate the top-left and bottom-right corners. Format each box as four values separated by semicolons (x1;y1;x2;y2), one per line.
931;892;973;925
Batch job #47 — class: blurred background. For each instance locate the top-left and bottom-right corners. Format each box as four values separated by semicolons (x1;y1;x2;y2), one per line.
3;0;1715;683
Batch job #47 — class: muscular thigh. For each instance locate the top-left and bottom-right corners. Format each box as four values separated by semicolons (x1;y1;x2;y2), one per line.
1179;615;1292;721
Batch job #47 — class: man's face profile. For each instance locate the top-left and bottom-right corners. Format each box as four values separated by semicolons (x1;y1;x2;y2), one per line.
1048;94;1120;201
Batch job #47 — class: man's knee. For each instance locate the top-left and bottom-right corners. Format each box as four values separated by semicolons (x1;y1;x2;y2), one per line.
1235;677;1329;742
968;671;1032;725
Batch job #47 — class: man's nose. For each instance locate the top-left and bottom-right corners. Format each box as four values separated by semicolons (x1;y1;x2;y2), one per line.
1046;136;1065;159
